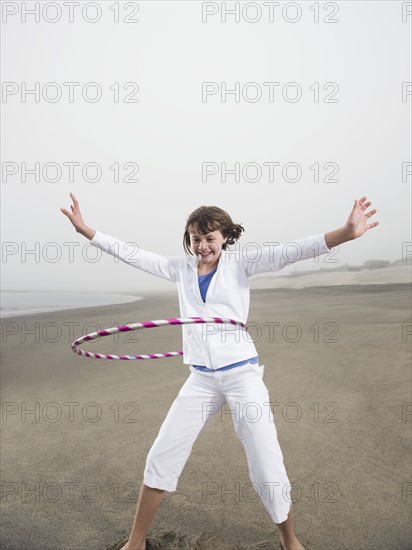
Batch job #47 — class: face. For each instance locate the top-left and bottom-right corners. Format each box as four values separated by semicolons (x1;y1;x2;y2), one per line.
189;225;228;267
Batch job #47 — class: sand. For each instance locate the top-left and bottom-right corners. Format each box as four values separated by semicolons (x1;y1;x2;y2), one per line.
1;284;411;550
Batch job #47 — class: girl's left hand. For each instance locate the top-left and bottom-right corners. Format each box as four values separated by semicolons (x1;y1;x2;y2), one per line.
345;196;379;240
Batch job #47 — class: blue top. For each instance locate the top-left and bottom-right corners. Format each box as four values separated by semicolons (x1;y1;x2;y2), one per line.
196;266;259;370
198;266;217;302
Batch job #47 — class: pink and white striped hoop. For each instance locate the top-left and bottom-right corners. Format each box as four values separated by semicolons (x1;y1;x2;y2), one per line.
71;317;247;361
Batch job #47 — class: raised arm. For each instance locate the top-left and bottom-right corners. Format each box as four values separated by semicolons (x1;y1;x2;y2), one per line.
242;232;332;278
60;192;177;282
243;196;379;278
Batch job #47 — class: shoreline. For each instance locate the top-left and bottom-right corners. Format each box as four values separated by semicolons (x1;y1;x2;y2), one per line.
0;292;147;321
1;283;410;323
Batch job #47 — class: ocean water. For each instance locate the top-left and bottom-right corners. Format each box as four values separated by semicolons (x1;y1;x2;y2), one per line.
0;291;143;318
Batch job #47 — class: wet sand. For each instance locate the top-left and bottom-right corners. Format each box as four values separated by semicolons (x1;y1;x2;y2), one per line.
1;285;411;549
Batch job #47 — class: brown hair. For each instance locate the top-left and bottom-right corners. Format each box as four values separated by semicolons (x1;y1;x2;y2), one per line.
183;205;245;256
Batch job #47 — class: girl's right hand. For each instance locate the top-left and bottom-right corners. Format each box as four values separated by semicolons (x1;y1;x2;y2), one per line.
60;192;86;233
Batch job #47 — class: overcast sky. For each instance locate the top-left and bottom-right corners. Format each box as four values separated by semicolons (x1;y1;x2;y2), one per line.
1;1;411;292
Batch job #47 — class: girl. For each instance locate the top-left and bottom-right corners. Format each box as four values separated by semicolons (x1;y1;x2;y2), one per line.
61;193;378;550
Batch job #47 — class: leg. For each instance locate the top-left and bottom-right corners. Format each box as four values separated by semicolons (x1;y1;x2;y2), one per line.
144;370;225;491
277;504;305;550
120;482;165;550
222;364;304;549
122;370;224;549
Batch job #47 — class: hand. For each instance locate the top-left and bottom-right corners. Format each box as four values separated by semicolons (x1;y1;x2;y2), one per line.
60;192;86;233
344;196;379;240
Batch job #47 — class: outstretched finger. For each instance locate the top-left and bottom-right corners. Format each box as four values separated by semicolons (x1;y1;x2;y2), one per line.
367;221;379;230
365;208;377;219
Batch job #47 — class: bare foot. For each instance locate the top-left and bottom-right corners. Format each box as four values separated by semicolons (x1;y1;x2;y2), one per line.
119;540;146;550
280;535;305;550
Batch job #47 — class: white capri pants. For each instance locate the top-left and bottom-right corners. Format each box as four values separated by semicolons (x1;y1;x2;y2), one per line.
143;361;292;524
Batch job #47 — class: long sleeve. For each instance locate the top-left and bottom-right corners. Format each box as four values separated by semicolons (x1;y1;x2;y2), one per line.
89;230;178;282
242;232;333;278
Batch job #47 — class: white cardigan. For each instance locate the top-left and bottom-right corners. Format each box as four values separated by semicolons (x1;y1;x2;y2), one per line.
90;230;332;370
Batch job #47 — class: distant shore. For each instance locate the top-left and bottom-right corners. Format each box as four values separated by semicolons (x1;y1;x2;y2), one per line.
250;264;411;289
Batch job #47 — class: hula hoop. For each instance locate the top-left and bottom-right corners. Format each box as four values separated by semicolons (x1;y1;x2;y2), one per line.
71;316;247;361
